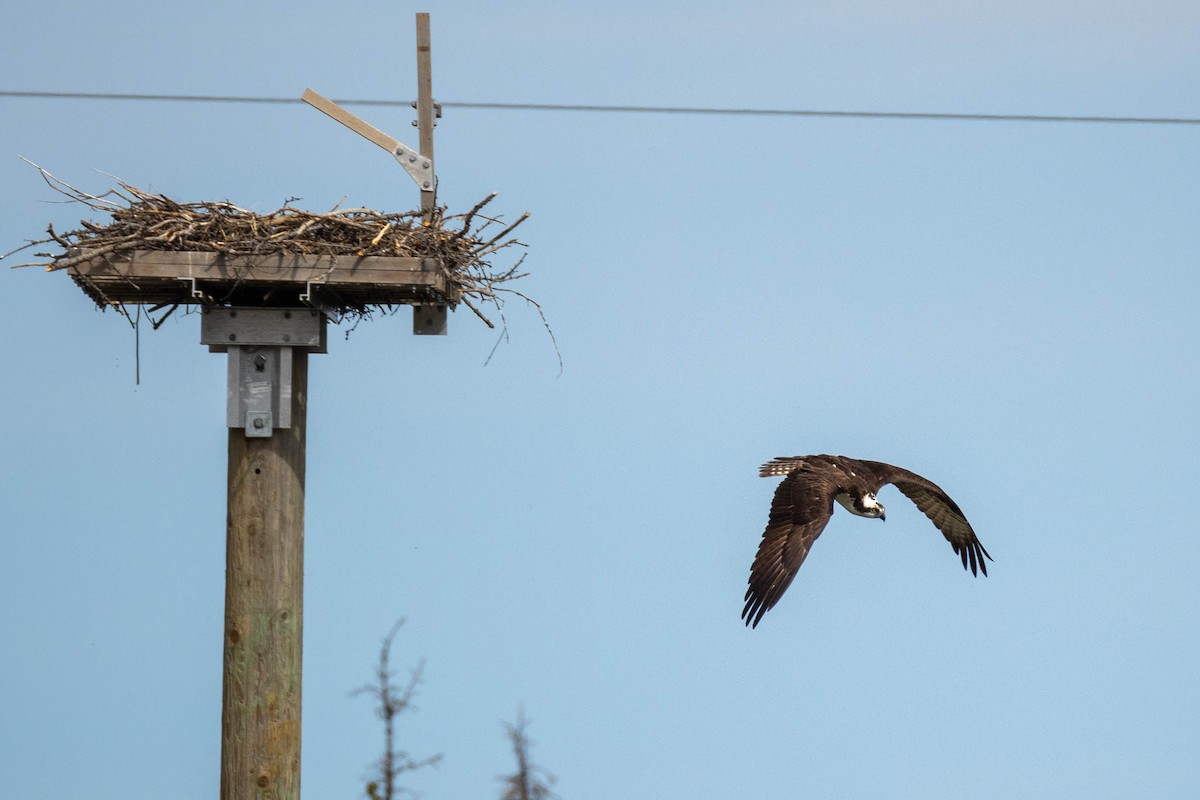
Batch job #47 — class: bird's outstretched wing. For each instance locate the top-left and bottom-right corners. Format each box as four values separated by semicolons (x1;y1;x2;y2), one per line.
742;469;836;628
759;455;832;478
866;461;993;576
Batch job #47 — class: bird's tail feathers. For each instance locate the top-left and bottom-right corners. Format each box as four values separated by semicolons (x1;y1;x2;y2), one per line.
758;456;810;477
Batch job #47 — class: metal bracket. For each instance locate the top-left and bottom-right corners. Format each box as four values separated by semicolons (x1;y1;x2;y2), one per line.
410;99;442;126
391;142;434;192
412;304;448;335
201;307;327;354
300;280;346;324
299;279;321;308
184;277;212;304
230;346;289;437
200;308;327;437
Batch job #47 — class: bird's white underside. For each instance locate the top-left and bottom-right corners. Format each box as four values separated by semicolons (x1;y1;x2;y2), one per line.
835;491;883;518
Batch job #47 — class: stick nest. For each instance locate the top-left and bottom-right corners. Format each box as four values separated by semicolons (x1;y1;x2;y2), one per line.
6;161;539;332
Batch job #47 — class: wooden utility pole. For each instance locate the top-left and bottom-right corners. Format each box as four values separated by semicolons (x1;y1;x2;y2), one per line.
217;16;439;800
415;12;436;220
220;347;308;799
200;307;325;800
63;15;447;800
413;12;445;334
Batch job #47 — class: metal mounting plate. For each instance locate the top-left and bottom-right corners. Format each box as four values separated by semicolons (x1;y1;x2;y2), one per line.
202;308;326;437
412;304;448;335
245;410;274;438
225;345;293;434
202;308;327;353
392;143;435;191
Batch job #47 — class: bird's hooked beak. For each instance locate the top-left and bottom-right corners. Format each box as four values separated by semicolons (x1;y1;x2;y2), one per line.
880;511;886;522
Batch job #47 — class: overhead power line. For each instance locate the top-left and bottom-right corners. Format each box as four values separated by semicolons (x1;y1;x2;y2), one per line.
445;101;1200;125
2;89;1197;126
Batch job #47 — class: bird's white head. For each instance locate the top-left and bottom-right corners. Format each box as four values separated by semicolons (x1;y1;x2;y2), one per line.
836;491;886;521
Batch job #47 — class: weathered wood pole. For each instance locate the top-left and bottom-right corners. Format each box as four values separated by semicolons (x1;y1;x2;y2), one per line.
415;11;435;219
220;349;308;800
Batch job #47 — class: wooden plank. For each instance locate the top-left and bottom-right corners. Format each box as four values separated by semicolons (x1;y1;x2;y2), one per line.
415;14;435;162
415;13;435;217
301;88;400;154
71;251;444;288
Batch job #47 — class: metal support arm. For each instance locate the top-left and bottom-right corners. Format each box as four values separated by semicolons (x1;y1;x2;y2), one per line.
300;88;435;193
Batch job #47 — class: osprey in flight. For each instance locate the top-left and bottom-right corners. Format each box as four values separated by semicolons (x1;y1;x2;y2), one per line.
742;455;992;628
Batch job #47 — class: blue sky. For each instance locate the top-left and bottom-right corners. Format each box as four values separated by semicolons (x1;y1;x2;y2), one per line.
2;2;1198;798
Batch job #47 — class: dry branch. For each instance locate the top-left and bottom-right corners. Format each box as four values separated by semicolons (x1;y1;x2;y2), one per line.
499;710;558;800
352;619;442;800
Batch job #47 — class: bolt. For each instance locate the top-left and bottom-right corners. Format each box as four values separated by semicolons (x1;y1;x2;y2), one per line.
409;155;417;163
254;354;266;372
283;334;291;342
253;418;265;430
228;333;236;342
422;161;430;169
423;181;431;188
283;311;292;319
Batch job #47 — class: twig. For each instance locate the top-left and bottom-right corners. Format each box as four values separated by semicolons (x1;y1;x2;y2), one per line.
20;156;121;209
478;211;531;250
459;295;497;329
455;191;498;238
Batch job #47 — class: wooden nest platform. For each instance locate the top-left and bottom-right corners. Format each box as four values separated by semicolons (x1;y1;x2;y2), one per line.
8;164;533;328
70;250;455;310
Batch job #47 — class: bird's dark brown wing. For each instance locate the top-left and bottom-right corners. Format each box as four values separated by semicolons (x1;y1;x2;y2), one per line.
742;470;836;628
866;462;993;576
